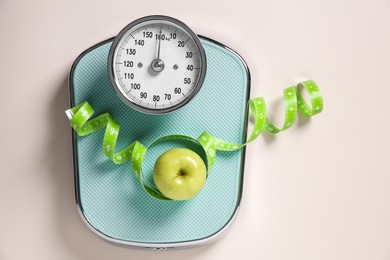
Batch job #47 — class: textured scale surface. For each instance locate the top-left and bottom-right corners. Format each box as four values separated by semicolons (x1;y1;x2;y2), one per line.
70;37;250;244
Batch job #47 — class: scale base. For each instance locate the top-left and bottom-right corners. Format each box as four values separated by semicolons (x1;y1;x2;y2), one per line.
69;36;250;249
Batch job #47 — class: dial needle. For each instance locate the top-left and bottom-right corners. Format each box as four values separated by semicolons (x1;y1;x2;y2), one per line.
156;26;162;60
151;26;165;72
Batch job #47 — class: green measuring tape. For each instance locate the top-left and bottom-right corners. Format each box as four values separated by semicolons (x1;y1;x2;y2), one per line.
66;80;323;200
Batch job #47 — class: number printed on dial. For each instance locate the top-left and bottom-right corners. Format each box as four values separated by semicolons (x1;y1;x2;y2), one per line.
111;17;206;113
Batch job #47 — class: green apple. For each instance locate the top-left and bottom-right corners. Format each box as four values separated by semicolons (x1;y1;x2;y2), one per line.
153;148;207;200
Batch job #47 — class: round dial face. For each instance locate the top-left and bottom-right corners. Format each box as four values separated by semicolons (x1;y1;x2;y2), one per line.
108;16;207;114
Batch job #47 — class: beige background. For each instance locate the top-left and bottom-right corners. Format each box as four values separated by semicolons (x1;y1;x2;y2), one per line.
1;0;390;259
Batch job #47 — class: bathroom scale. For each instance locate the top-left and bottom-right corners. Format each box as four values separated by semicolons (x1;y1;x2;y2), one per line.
68;15;251;250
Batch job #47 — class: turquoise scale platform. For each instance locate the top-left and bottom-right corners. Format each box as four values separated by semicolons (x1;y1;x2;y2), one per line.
69;36;250;249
